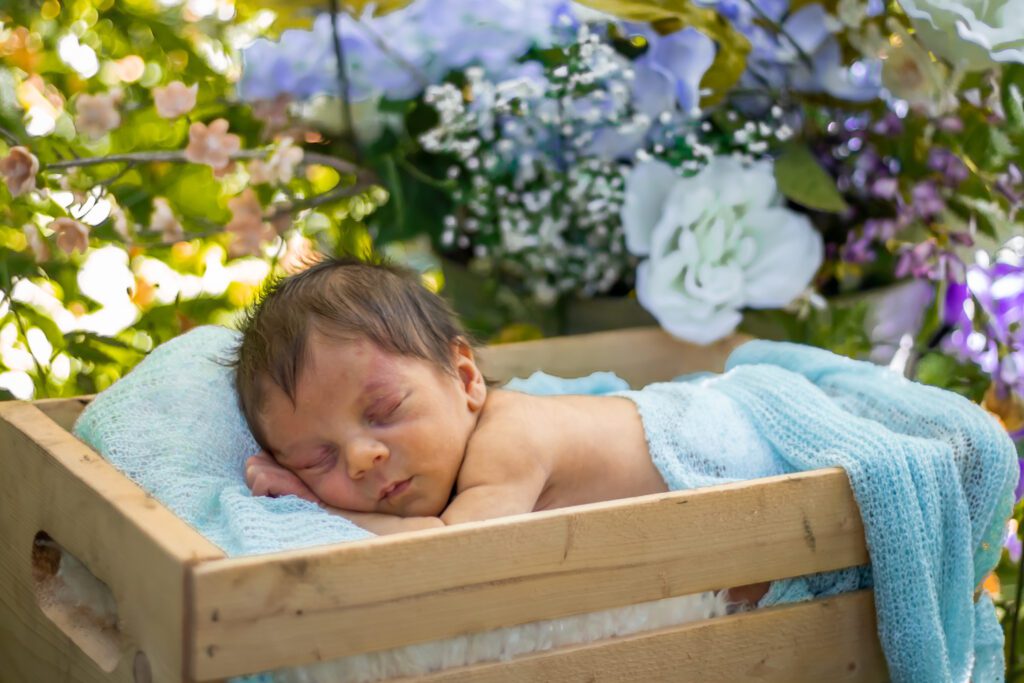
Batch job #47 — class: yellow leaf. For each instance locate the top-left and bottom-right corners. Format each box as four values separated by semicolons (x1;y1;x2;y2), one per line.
983;383;1024;434
234;0;414;30
982;571;1000;599
574;0;750;106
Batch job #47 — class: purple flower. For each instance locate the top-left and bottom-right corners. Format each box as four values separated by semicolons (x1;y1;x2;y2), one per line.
911;181;946;219
870;177;900;199
1007;518;1022;561
895;238;965;281
927;148;970;186
943;250;1024;396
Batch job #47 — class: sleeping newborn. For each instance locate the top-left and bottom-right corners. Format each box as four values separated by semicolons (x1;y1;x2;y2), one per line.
233;257;768;605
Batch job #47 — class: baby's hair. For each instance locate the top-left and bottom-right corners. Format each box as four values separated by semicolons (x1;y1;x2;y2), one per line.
232;255;469;446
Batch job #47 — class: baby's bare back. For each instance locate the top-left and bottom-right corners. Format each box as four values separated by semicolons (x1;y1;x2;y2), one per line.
456;390;667;517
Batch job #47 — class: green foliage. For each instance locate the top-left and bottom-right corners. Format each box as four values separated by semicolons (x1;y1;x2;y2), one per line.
774;142;850;214
0;0;379;400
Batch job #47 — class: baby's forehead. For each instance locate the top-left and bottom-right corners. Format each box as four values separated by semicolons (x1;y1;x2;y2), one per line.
301;333;441;393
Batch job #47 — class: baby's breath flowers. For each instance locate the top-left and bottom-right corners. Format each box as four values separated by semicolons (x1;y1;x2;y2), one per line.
421;28;643;304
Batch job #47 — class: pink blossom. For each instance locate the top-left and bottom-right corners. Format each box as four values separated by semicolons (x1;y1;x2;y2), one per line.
150;198;184;243
75;93;121;138
0;146;39;197
22;224;50;263
185;118;241;171
248;138;304;185
225;189;274;257
153;81;198;119
252;95;294;138
51;217;90;255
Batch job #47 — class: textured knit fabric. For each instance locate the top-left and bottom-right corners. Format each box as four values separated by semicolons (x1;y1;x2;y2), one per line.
610;340;1017;683
73;327;1016;682
73;326;373;556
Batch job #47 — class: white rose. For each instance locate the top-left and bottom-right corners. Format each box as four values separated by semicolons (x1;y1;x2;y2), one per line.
897;0;1024;70
622;157;824;344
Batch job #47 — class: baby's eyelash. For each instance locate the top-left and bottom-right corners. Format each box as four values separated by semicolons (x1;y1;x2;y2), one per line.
368;398;404;425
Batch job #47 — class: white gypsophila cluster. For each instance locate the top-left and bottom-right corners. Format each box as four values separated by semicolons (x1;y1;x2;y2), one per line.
420;26;643;304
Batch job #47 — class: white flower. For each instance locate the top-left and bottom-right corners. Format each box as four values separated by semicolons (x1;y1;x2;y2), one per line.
881;25;955;115
897;0;1024;70
622;157;824;344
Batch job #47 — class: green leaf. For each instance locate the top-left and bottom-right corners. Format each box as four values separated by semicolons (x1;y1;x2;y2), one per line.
773;143;849;213
1002;64;1024;132
573;0;750;106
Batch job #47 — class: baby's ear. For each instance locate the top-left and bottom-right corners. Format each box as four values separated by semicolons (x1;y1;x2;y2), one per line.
451;338;486;412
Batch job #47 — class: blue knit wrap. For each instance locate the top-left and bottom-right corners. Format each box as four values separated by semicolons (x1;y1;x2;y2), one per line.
74;328;1017;682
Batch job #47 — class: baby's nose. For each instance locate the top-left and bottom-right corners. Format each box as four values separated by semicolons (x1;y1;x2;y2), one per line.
346;438;388;479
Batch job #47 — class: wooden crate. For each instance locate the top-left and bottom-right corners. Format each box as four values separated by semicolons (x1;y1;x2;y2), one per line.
0;327;886;682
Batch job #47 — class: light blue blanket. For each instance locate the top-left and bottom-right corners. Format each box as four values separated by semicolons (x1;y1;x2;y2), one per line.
515;341;1017;682
74;327;1017;682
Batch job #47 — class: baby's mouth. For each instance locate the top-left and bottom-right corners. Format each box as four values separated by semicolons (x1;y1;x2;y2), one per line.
379;477;412;501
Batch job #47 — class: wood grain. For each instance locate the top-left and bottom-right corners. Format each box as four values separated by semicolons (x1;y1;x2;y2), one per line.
189;468;867;680
413;590;886;683
0;401;224;683
477;327;748;387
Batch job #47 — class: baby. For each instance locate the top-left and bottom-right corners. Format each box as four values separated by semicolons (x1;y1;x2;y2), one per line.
234;257;766;603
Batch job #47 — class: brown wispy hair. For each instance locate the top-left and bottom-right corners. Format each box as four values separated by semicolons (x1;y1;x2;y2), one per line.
232;255;468;448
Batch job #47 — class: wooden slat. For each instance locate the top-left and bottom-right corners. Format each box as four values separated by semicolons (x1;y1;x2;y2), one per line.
477;328;748;387
411;590;886;683
33;395;93;432
189;467;867;680
0;401;225;683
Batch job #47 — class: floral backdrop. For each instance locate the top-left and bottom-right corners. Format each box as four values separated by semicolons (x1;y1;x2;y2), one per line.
1;0;1023;673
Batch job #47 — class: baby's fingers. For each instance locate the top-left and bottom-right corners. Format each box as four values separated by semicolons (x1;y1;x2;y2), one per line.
245;458;318;503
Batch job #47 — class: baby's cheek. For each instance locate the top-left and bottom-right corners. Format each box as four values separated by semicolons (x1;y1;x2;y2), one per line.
315;473;372;512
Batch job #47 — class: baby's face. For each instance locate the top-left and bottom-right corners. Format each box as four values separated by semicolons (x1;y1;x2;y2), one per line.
256;331;485;517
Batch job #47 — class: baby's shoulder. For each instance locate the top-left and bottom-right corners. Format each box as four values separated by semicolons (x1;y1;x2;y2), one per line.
458;391;547;489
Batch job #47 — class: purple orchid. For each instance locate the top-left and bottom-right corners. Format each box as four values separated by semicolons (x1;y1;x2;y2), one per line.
944;251;1024;398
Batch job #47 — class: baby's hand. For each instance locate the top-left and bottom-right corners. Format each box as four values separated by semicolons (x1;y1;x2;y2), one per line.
245;451;320;503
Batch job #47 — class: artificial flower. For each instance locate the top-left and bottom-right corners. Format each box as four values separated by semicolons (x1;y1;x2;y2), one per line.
0;146;39;197
51;217;90;255
150;198;184;243
74;93;121;138
184;118;241;171
225;189;274;258
153;81;198;119
248;138;304;185
622;156;823;343
22;224;50;263
897;0;1024;70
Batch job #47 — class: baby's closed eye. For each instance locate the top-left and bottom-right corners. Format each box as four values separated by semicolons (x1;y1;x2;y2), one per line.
367;397;405;426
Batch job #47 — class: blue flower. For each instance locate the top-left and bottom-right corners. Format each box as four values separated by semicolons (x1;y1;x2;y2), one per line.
239;0;570;103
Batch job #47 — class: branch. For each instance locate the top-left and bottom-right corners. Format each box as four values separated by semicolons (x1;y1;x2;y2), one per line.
0;125;22;146
739;0;815;71
43;148;376;218
44;149;369;178
349;13;429;89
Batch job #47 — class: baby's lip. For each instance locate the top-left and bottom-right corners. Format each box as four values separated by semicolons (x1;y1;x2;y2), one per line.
378;478;412;501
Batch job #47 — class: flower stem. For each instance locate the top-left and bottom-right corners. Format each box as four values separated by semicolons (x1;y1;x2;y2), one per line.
351;15;429;88
329;0;361;163
1009;537;1024;679
738;0;815;71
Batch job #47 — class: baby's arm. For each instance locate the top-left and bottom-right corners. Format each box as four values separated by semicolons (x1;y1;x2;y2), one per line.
245;452;444;533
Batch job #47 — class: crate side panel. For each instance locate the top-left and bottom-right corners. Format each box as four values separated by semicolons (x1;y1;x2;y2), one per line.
411;590;886;683
477;328;748;387
190;468;866;679
0;401;223;683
